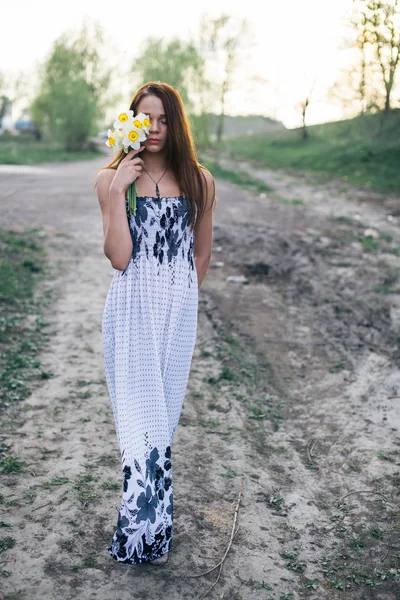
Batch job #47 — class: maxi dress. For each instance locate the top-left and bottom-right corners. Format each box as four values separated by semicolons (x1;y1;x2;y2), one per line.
102;195;198;563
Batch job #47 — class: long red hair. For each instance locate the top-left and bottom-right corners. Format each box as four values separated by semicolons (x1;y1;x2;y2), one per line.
99;82;215;228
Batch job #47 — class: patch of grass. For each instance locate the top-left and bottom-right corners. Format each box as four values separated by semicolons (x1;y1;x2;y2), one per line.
376;450;395;462
218;466;237;478
200;349;213;357
330;215;356;226
330;577;345;590
222;110;400;194
247;405;265;420
359;235;380;253
368;525;383;539
329;360;345;373
253;581;273;591
0;456;24;473
40;476;70;488
280;197;305;206
76;379;99;387
347;459;361;472
199;418;220;429
348;535;365;551
25;491;36;504
73;473;97;508
201;159;274;194
97;454;118;467
264;492;285;511
0;537;16;553
0;133;103;165
0;228;50;411
71;555;99;571
219;366;237;381
76;390;93;399
101;481;120;491
281;549;306;572
304;578;319;590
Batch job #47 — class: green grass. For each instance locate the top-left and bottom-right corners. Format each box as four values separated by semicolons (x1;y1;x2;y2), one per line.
0;133;103;165
201;159;273;194
73;473;98;507
222;110;400;193
0;228;50;410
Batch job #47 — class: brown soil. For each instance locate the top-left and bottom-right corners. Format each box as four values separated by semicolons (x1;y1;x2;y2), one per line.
0;156;399;600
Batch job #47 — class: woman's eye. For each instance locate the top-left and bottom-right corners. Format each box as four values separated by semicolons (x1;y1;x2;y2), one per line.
161;120;167;125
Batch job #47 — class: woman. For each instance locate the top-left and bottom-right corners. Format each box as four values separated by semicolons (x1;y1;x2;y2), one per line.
96;82;215;566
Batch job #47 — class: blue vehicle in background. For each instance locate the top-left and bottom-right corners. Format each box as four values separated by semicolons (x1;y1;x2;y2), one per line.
14;116;42;140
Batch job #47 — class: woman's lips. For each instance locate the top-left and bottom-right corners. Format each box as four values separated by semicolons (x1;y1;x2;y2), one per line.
147;139;160;144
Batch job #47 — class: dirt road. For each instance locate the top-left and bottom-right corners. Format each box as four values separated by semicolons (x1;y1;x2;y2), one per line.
1;156;399;600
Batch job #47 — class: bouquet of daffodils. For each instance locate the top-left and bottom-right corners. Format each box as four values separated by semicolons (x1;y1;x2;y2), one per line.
106;111;151;216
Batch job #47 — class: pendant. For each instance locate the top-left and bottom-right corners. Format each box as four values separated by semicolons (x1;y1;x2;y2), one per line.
155;183;160;199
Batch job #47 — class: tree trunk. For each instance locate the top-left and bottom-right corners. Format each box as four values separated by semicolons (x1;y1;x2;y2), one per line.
384;90;390;115
216;111;224;144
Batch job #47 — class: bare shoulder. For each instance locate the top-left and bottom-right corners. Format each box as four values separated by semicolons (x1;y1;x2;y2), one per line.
96;168;116;190
96;168;116;207
200;166;214;187
200;166;216;209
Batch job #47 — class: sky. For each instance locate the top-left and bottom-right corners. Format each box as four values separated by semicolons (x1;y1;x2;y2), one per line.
1;0;356;129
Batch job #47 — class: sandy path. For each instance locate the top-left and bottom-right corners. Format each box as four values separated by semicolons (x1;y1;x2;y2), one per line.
1;157;399;600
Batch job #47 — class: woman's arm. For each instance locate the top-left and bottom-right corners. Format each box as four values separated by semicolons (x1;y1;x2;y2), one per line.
96;148;144;271
96;169;133;270
194;169;216;288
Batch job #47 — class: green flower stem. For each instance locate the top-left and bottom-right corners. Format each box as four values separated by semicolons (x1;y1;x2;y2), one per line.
127;180;137;216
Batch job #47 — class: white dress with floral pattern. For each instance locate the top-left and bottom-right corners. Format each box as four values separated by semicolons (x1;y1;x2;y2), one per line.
102;195;198;563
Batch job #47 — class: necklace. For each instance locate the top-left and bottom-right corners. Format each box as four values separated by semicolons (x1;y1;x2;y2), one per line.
142;166;168;199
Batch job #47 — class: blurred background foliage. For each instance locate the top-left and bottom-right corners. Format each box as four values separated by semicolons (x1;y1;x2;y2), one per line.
0;2;400;192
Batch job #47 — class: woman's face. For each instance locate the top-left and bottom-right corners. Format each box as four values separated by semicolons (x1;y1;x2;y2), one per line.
137;95;167;153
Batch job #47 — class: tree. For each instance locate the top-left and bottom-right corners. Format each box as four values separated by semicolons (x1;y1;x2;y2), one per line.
353;7;371;112
198;14;251;143
297;86;314;140
352;0;400;114
31;21;112;150
132;38;203;109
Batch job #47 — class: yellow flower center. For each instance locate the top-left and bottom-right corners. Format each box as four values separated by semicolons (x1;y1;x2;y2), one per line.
118;113;129;122
128;130;139;142
133;119;142;129
108;136;116;146
143;118;150;127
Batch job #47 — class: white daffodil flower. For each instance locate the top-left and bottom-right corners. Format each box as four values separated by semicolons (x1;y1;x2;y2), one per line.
121;127;146;151
113;117;146;141
134;112;151;134
114;110;134;126
105;129;117;148
106;109;149;153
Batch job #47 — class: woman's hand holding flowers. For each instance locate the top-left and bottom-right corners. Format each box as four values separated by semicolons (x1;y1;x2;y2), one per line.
106;111;151;215
110;147;145;195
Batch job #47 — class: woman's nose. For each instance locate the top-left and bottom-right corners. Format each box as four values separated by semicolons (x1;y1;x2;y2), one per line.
149;120;159;132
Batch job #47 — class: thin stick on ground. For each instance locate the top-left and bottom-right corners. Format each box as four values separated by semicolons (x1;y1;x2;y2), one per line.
338;490;390;504
189;477;244;600
306;438;318;470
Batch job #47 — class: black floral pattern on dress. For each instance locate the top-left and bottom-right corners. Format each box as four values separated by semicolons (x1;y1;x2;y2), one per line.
123;197;195;284
153;231;165;264
165;228;182;263
108;438;174;565
122;465;131;493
